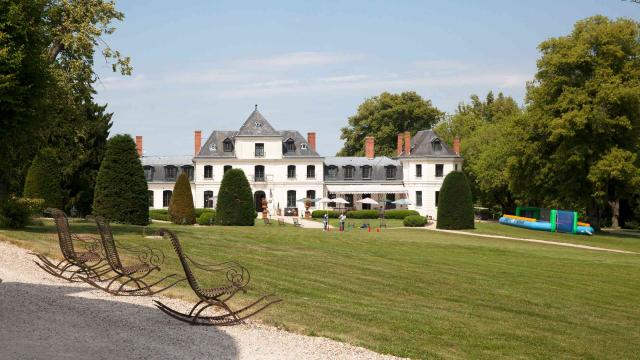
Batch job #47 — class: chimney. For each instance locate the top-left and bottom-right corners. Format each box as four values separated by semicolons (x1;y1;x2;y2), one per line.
397;133;403;157
403;131;411;156
453;136;460;155
194;130;202;156
365;136;375;159
135;136;143;157
307;132;316;151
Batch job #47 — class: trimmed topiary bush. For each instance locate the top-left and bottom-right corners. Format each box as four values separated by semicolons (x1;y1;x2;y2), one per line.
23;148;63;209
311;210;339;218
403;215;427;227
93;135;149;225
384;209;420;219
215;169;254;226
436;171;474;229
197;210;217;225
168;172;196;225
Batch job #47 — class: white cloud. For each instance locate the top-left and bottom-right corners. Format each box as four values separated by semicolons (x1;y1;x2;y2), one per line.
238;51;364;68
98;74;149;91
318;74;370;83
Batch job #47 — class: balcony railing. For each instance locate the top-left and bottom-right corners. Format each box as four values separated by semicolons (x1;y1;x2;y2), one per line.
254;151;265;158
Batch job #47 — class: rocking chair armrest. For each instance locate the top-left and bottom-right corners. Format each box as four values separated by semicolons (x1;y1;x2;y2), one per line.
114;240;166;267
186;255;251;288
71;233;102;254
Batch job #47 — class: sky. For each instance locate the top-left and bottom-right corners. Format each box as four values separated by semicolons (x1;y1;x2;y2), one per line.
94;0;640;157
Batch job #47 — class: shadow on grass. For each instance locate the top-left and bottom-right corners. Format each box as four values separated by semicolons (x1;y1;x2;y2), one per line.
0;281;238;359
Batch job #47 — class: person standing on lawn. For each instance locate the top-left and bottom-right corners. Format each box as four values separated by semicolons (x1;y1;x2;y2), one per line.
322;213;329;231
339;212;346;232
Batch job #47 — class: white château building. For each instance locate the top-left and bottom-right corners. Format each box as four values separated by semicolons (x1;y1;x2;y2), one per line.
141;107;462;219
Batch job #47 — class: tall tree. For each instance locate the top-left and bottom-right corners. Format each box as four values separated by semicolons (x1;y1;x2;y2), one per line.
338;92;444;156
508;16;640;228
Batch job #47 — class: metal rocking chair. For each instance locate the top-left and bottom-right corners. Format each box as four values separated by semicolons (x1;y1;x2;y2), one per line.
153;229;282;326
80;216;185;296
32;208;111;282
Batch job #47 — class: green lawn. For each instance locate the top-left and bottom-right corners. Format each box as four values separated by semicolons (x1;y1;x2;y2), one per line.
311;217;405;229
1;219;640;359
469;221;640;253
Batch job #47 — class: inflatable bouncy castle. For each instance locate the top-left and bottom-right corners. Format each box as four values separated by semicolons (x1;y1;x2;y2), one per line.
499;207;594;235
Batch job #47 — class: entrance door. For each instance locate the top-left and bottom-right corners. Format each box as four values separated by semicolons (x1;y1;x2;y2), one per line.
254;191;266;213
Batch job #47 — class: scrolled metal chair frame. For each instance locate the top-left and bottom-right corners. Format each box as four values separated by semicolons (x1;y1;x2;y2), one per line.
32;208;111;282
153;229;281;326
80;216;184;296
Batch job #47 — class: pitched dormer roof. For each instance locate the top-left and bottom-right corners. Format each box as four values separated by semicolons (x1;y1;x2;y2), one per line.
402;130;460;158
237;109;280;136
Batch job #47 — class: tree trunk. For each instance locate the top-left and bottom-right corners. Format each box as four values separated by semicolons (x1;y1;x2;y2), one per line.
587;199;601;231
608;198;620;229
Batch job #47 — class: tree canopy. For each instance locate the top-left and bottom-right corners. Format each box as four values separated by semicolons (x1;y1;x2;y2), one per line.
338;92;444;156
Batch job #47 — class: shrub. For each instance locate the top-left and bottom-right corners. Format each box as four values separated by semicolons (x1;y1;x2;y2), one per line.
93;135;149;225
197;210;217;225
345;210;380;219
384;209;420;219
215;169;255;226
437;171;474;229
23;148;63;209
311;210;339;218
168;172;196;225
0;198;32;228
403;215;427;227
19;198;45;216
149;209;169;221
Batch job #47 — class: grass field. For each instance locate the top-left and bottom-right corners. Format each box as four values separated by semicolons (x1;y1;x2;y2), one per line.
1;219;640;359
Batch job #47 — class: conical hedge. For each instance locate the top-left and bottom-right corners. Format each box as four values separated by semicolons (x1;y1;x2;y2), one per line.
92;134;149;225
23;148;63;209
436;171;474;230
169;172;196;224
215;168;255;226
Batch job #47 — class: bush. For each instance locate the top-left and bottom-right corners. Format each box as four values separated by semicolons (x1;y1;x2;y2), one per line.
311;210;339;218
437;171;474;229
23;148;63;209
197;210;217;225
403;215;427;227
383;209;420;219
215;169;255;226
19;198;45;216
345;210;380;219
0;198;32;228
149;209;169;221
93;135;149;225
168;172;196;225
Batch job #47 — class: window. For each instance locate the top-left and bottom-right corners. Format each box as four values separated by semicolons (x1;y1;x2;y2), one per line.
182;165;194;181
285;138;295;152
362;165;372;180
254;165;265;182
416;191;422;207
164;166;177;180
455;163;459;171
204;165;213;179
416;164;422;178
301;143;308;150
386;193;396;209
343;165;355;180
328;192;336;207
361;194;372;210
345;194;354;208
327;165;338;178
255;143;265;157
306;190;316;206
435;191;440;207
224;165;232;173
143;166;154;181
385;165;397;179
432;138;443;152
287;190;296;208
223;138;233;152
435;164;444;177
287;165;296;179
307;165;315;179
148;190;154;207
163;190;172;207
204;191;214;208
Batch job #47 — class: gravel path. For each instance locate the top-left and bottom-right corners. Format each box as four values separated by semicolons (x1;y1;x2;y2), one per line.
0;240;402;360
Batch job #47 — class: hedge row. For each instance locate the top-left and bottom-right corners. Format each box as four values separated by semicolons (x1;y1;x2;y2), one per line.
311;209;420;219
197;210;217;225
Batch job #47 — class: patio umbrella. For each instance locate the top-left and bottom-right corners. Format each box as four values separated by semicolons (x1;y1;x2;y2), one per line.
316;197;333;215
392;199;412;206
332;197;350;213
356;198;379;206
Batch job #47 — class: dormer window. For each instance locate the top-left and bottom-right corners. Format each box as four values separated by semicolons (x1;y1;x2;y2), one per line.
385;165;397;179
209;143;217;151
327;165;338;178
143;166;154;181
223;138;233;152
301;143;308;150
285;138;295;152
431;138;443;152
343;165;355;180
361;165;372;180
181;165;194;181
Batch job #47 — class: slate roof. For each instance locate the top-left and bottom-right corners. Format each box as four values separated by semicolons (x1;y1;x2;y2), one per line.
237;109;280;136
141;156;194;182
279;130;320;157
401;130;460;158
323;156;403;182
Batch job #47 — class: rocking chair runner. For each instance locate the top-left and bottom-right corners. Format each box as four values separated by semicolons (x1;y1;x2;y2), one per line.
81;216;184;296
154;229;281;326
32;208;111;282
